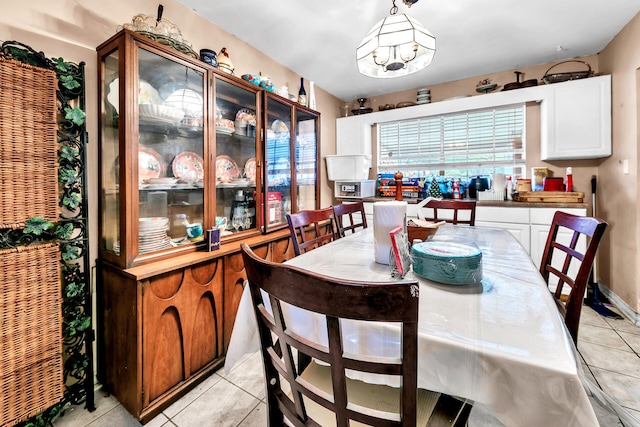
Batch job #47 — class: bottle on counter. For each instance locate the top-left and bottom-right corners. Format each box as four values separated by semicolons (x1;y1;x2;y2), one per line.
452;179;461;199
298;77;307;106
506;176;513;200
566;167;573;192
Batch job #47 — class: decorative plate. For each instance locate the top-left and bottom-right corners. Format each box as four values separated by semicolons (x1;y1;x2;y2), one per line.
216;155;241;183
236;108;256;124
244;157;257;182
138;146;165;184
216;118;235;133
395;101;415;108
107;78;162;114
271;119;289;133
172;151;204;183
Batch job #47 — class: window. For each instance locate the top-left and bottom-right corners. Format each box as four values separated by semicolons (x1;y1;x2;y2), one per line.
377;104;525;180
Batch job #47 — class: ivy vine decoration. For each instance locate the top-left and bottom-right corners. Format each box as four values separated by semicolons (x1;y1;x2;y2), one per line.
53;57;82;98
23;217;73;243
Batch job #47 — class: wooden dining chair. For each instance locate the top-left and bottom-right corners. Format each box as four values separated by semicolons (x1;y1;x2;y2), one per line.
417;199;477;226
240;244;472;427
332;201;368;237
286;207;339;256
540;211;608;344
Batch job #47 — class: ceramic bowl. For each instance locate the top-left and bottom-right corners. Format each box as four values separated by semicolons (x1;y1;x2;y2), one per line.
259;80;274;92
241;74;261;86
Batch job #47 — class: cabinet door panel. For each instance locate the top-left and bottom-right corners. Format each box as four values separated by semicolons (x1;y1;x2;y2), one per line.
223;244;270;350
190;293;218;372
540;75;611;160
272;236;295;263
147;306;185;402
476;221;531;254
147;269;184;299
142;258;224;407
530;224;585;296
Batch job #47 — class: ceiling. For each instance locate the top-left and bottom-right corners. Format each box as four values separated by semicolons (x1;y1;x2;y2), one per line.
177;0;640;102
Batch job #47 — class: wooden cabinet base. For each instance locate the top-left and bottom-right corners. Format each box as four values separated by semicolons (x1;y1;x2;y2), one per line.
98;257;225;423
97;231;292;422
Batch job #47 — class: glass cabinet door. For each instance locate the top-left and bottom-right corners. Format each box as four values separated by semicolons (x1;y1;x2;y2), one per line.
214;77;260;236
295;109;319;211
99;37;208;267
136;48;206;255
264;95;293;231
100;49;120;257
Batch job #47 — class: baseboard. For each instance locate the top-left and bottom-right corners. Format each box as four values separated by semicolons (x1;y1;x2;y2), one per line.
597;281;639;325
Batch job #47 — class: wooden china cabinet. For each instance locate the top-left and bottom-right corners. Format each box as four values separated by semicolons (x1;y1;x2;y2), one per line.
96;29;319;423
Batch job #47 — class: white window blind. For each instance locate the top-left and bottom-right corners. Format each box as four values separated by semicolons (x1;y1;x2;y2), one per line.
378;104;525;177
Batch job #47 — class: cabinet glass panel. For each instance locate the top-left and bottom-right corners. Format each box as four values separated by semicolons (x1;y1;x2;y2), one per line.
137;47;205;252
295;110;318;211
101;50;120;254
264;97;292;229
214;77;258;235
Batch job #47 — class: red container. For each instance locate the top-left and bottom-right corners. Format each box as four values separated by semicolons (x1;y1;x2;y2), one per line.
543;177;564;191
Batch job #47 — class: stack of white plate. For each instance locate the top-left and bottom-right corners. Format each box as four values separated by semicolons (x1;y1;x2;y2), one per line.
417;88;431;105
139;217;172;253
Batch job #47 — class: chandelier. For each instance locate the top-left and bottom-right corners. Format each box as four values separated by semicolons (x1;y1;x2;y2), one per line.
356;0;436;78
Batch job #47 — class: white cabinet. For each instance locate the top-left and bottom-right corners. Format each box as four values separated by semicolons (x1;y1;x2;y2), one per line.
476;206;531;254
336;115;372;156
540;75;611;160
529;207;587;268
334;75;611;163
529;207;586;296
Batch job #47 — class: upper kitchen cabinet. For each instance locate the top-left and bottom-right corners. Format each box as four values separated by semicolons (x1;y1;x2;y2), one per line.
336;114;372;156
335;75;611;162
540;75;611;160
263;93;320;232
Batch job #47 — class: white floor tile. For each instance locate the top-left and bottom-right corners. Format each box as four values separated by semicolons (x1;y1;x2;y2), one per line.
580;323;632;351
161;371;223;418
591;367;640;412
170;379;260;427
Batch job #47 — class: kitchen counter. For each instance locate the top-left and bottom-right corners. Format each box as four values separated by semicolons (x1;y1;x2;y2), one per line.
343;197;588;210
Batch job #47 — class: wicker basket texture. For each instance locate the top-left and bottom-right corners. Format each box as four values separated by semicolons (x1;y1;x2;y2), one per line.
0;243;63;426
0;59;59;229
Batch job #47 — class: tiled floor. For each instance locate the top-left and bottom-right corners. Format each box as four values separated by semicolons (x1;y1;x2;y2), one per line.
54;304;640;427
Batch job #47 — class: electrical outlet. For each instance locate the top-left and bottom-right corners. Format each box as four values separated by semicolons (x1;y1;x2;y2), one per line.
623;159;629;175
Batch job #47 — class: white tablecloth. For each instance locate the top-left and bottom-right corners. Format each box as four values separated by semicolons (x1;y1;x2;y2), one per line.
225;225;600;426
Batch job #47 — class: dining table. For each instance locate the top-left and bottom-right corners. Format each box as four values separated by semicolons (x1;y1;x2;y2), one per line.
224;224;601;426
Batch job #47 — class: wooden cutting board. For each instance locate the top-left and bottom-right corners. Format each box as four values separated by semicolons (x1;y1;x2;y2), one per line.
516;191;584;203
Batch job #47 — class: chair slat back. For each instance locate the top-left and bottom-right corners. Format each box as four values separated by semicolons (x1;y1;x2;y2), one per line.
333;202;368;237
286;207;338;256
241;243;420;426
420;199;477;225
539;211;608;343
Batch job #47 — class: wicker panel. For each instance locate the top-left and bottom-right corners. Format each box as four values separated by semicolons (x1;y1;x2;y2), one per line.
0;243;64;427
0;59;59;229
